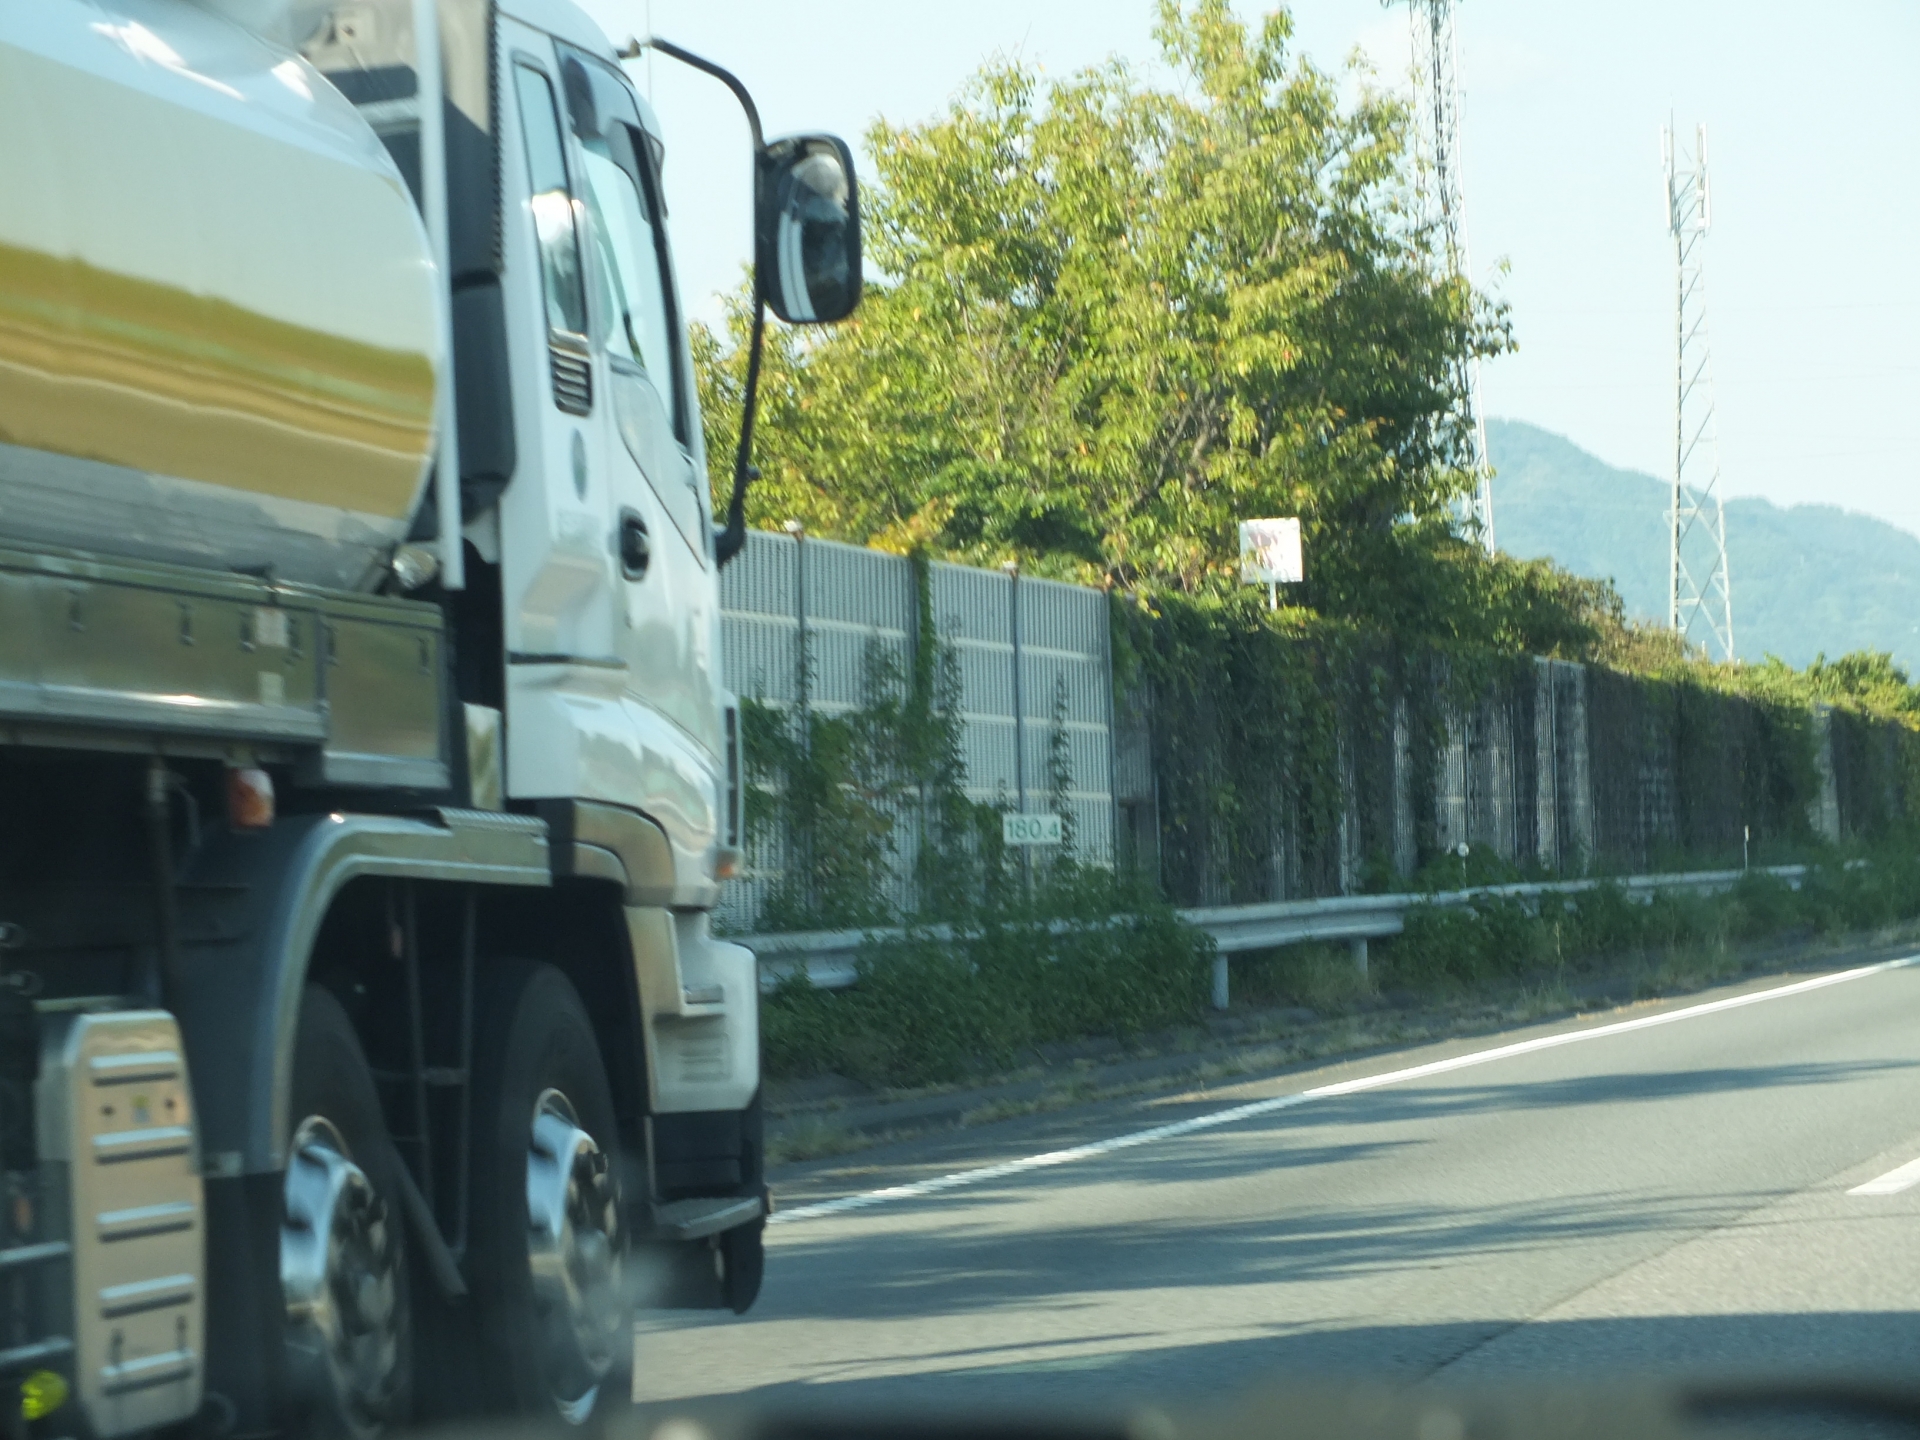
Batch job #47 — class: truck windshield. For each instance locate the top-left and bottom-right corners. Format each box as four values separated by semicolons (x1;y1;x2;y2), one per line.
560;48;684;442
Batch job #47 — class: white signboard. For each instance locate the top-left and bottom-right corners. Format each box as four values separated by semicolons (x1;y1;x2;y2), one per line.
1002;812;1063;847
1239;518;1304;585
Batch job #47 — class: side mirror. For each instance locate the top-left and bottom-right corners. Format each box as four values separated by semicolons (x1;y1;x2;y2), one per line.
755;136;862;324
634;37;867;564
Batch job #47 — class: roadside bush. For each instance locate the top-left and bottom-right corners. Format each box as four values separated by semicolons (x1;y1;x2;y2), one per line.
1801;853;1920;934
1555;884;1648;956
1394;895;1550;987
1380;852;1920;997
1722;870;1804;941
760;871;1214;1088
1230;942;1374;1011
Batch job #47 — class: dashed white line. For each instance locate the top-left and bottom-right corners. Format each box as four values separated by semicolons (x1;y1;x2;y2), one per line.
770;956;1918;1227
1850;1155;1920;1196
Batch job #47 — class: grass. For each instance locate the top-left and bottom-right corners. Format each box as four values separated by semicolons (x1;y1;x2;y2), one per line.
765;1114;913;1168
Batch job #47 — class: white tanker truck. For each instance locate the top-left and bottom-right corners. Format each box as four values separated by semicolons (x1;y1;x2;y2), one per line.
0;2;860;1436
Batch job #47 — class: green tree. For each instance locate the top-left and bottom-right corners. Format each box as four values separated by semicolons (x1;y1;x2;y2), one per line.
698;0;1519;634
1801;651;1920;718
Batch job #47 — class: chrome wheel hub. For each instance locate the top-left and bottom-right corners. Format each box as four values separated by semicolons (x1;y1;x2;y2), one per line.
282;1117;403;1440
526;1088;623;1423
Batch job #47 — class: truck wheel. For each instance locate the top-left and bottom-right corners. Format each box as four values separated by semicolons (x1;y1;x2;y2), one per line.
282;985;412;1440
467;961;630;1424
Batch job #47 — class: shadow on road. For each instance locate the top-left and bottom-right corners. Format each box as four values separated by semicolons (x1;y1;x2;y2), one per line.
780;1056;1914;1205
757;1057;1911;1324
761;1189;1780;1320
661;1311;1920;1413
1069;1056;1919;1187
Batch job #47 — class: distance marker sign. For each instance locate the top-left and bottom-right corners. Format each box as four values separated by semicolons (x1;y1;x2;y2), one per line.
1238;517;1303;584
1002;812;1063;847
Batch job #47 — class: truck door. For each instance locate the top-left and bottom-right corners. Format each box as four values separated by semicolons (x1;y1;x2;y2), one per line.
496;24;717;892
561;48;722;762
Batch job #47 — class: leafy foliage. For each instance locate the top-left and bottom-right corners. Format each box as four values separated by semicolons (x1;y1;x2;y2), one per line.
1785;651;1920;721
761;870;1214;1087
741;553;1004;931
1387;852;1920;993
1115;586;1602;903
697;0;1516;634
1579;642;1920;857
741;562;1219;1087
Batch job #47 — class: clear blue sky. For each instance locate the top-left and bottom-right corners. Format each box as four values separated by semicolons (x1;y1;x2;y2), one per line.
577;1;1920;539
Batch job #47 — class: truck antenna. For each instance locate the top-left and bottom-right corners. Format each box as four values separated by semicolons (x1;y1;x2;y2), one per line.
619;37;765;567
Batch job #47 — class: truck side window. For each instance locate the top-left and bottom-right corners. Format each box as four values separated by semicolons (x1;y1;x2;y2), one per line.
559;50;686;445
578;136;678;421
513;63;588;341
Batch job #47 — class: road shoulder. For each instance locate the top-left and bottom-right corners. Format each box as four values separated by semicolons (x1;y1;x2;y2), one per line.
768;933;1920;1213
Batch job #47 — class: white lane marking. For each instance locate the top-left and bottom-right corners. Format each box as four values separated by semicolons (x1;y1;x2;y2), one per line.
1850;1155;1920;1195
771;956;1918;1227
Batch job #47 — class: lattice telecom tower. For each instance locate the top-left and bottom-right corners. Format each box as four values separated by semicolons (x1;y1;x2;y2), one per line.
1407;0;1495;553
1662;121;1735;660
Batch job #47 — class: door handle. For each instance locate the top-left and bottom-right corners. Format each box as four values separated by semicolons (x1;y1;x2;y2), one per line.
619;510;651;580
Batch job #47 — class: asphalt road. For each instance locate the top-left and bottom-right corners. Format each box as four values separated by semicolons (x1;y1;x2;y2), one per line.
634;956;1920;1412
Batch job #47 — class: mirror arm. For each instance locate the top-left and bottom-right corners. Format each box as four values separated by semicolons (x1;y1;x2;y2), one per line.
619;35;766;567
633;37;763;150
715;293;764;567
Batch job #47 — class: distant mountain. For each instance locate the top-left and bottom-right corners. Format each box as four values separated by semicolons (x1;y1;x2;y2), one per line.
1486;419;1920;672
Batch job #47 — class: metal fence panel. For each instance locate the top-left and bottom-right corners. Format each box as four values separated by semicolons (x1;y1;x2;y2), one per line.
717;535;1117;931
720;530;801;709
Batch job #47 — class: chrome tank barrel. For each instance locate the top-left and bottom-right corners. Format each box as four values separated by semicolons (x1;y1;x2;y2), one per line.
0;1;443;592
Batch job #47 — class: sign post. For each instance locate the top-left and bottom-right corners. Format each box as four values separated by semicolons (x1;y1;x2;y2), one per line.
1239;518;1304;609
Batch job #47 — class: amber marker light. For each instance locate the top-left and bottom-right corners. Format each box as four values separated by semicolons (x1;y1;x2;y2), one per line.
228;766;275;829
20;1370;67;1422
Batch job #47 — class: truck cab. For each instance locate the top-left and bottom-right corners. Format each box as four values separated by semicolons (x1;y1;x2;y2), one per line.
320;0;769;1128
0;1;858;1435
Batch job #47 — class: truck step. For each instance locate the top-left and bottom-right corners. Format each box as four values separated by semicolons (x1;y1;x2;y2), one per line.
39;1011;203;1438
642;1195;764;1242
0;1240;69;1272
0;1335;74;1375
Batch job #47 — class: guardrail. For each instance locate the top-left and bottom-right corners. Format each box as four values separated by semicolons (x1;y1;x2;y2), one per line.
745;864;1811;1009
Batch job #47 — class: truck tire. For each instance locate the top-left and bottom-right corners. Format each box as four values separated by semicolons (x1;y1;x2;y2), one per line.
465;961;632;1424
282;985;413;1440
721;1219;765;1314
721;1089;767;1314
